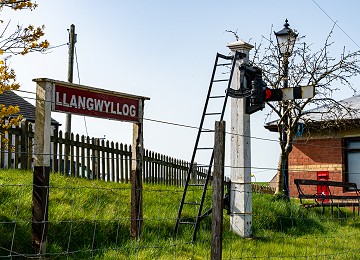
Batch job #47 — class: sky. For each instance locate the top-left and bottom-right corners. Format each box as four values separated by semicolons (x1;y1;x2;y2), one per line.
3;0;360;181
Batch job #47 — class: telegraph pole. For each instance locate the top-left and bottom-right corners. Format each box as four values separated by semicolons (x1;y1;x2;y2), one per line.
65;24;76;176
66;24;76;133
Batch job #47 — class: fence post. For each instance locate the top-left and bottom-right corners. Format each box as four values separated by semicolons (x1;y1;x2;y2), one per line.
20;120;29;170
211;121;225;260
130;100;144;239
191;162;198;184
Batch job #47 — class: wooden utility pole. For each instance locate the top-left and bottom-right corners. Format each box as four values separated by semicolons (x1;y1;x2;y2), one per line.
211;121;226;260
66;24;76;134
65;24;76;175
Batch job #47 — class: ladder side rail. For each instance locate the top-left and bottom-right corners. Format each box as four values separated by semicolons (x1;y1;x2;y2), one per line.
192;152;215;242
192;52;240;241
220;50;240;120
175;53;223;233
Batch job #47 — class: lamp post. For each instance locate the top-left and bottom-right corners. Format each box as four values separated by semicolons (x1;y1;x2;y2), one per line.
274;19;298;197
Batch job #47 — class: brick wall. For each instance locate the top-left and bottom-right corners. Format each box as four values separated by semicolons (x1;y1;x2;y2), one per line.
288;138;343;197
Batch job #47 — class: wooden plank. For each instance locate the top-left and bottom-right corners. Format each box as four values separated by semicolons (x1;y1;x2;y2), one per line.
20;120;28;170
120;143;124;182
115;142;119;182
101;139;106;181
70;133;75;177
81;135;85;178
58;131;63;174
111;141;115;182
125;144;129;183
145;149;149;182
154;152;158;183
106;140;110;181
28;123;33;169
164;155;168;185
86;136;91;179
150;152;156;183
14;128;20;169
0;131;4;168
52;128;58;173
96;139;101;180
64;132;70;176
7;130;12;168
91;138;96;179
75;134;80;178
294;179;357;189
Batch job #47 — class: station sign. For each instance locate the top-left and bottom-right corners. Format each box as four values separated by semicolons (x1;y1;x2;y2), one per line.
53;82;146;123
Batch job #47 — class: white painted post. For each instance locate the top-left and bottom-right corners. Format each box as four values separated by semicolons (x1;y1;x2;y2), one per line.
34;80;53;168
227;40;254;238
32;80;53;253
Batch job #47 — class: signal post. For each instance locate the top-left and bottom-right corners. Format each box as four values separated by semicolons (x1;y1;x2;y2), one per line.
227;40;254;238
226;40;314;238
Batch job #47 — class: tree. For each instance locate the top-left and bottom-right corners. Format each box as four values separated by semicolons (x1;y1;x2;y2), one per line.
0;0;49;140
252;24;360;195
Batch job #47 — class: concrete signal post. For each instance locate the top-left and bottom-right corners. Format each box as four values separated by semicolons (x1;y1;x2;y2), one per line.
227;40;254;238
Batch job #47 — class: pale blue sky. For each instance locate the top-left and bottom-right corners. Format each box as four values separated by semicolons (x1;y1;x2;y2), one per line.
5;1;360;181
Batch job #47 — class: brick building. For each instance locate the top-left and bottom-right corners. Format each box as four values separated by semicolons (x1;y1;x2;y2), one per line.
265;95;360;197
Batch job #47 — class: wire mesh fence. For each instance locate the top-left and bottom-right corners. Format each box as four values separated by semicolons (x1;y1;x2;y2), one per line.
1;169;360;259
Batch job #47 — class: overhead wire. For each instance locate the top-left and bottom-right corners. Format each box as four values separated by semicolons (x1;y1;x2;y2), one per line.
9;90;359;152
311;0;360;50
46;43;68;51
74;44;89;137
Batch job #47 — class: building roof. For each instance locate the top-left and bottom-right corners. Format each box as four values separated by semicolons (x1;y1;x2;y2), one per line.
264;95;360;132
0;90;61;126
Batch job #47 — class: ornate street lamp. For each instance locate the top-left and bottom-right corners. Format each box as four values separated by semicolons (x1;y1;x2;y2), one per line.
275;19;298;57
274;19;298;197
275;19;298;89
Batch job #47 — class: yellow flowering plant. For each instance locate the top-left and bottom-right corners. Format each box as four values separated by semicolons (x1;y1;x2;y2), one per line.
0;0;48;146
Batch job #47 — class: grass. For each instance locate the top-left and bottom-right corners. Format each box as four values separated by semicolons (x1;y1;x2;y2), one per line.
1;169;360;259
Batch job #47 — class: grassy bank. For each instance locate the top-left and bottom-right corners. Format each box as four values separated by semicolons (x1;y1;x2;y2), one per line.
0;169;359;259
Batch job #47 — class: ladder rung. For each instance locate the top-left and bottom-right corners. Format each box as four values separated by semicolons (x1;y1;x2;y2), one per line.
209;95;225;99
197;147;213;150
188;184;204;187
184;202;201;205
179;221;196;225
205;112;221;116
217;62;232;66
201;129;214;133
213;79;228;82
217;53;233;60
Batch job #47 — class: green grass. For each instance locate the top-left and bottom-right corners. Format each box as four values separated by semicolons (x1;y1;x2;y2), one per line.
1;169;360;259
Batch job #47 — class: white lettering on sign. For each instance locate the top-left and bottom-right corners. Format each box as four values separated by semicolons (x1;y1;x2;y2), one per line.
55;92;137;118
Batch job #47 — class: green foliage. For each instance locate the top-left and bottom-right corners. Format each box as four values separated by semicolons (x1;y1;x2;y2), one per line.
1;170;360;259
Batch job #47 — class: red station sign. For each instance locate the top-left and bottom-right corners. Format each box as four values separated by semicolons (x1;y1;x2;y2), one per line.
53;84;142;122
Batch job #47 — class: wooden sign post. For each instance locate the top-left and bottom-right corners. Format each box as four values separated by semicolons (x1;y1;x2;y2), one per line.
32;80;53;253
33;78;149;252
130;99;144;239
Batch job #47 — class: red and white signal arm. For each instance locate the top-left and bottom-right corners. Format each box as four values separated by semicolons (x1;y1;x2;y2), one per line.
35;78;150;123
